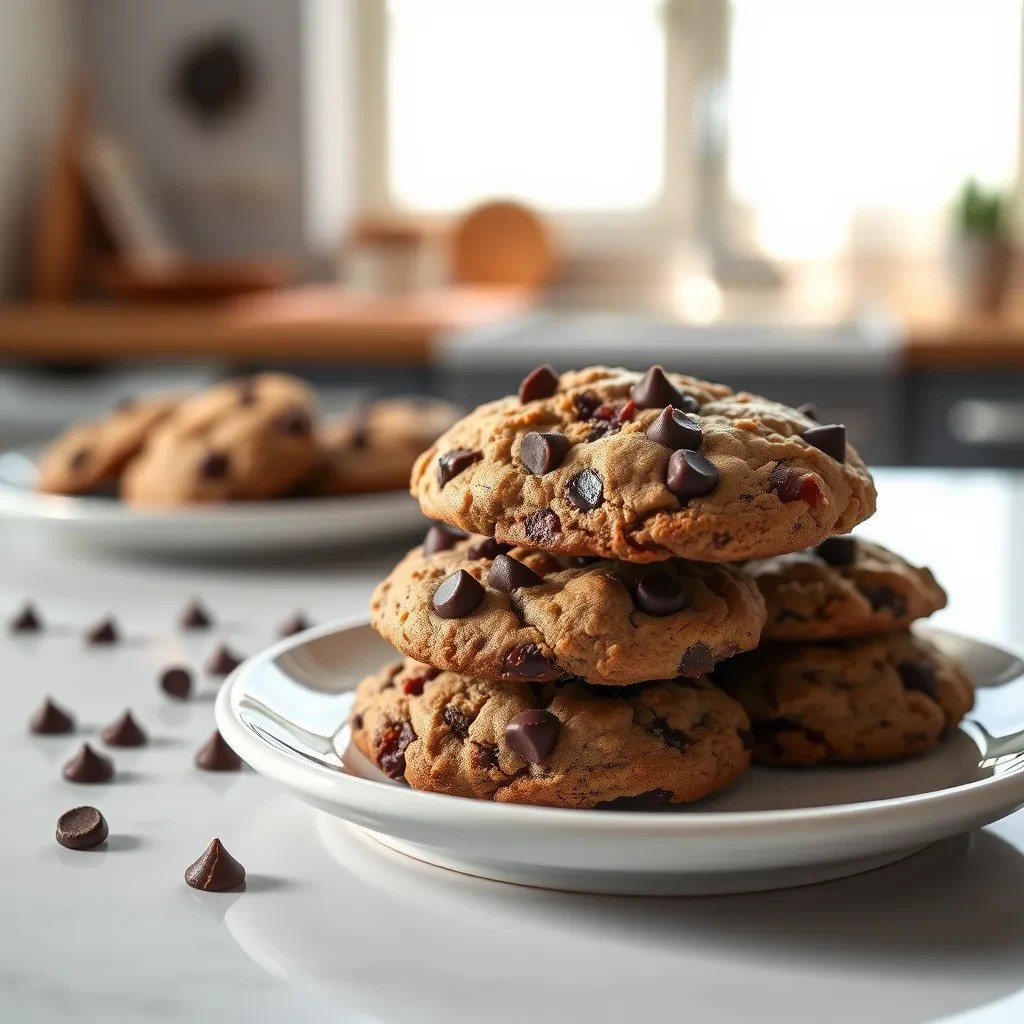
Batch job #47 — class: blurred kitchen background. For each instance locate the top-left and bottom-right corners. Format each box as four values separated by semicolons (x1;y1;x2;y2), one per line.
2;0;1023;467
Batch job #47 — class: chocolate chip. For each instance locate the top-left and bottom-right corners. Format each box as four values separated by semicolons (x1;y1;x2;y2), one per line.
504;709;560;763
524;507;561;544
802;424;846;463
195;730;243;771
278;407;312;436
206;644;243;676
101;710;147;748
471;742;499;769
595;789;673;810
466;538;512;560
433;569;485;618
502;643;563;681
519;431;571;476
9;602;42;633
666;450;718;502
378;719;416;778
184;838;246;892
647;715;693;751
518;364;559;403
179;599;214;630
897;661;939;701
443;704;471;739
56;806;109;850
159;666;193;701
278;612;312;637
437;448;481;487
573;391;603;420
69;447;90;471
635;571;689;616
797;402;818;421
403;666;440;696
769;464;824;506
200;451;230;480
489;554;543;592
29;698;74;735
422;523;466;555
737;727;755;751
646;406;702;450
565;469;603;511
861;585;907;617
678;642;715;676
62;743;114;784
816;536;857;566
631;366;699;412
85;617;119;645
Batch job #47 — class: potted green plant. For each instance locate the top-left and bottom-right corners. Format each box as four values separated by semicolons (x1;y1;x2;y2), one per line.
950;179;1015;315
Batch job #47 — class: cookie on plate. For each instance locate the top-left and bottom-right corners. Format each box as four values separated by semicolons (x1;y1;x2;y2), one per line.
715;631;974;766
350;658;752;809
370;528;766;685
411;365;877;563
121;374;319;505
36;395;178;496
310;397;462;495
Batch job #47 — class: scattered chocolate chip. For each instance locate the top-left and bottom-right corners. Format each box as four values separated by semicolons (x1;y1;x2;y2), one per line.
29;698;74;735
278;612;312;637
595;789;673;811
646;715;693;750
646;406;702;450
62;743;114;784
802;424;846;463
437;448;481;487
466;537;512;560
635;571;689;616
194;730;242;772
519;431;571;476
898;661;939;701
159;666;193;700
56;806;109;850
422;523;466;555
101;710;147;748
432;569;485;618
9;602;42;633
504;709;560;763
179;599;214;630
502;643;563;681
797;402;818;421
573;391;603;420
69;447;90;471
737;727;755;751
85;618;119;645
206;644;243;676
861;585;907;617
184;838;246;892
815;536;857;566
769;465;824;506
666;450;718;502
378;719;416;778
489;554;544;592
443;704;471;739
524;507;561;545
278;407;312;436
565;469;604;511
678;642;715;676
518;364;560;403
631;366;699;412
199;451;230;480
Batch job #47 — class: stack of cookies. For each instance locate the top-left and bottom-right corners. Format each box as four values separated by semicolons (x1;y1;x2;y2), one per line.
352;365;972;809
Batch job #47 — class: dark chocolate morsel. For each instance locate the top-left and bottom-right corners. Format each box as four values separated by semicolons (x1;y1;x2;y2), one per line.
437;448;481;487
769;464;824;506
101;710;147;748
595;789;673;810
9;602;42;633
179;599;213;630
646;406;702;450
565;469;603;511
422;523;466;555
85;618;119;646
29;698;74;735
206;644;244;677
62;743;114;784
666;450;718;502
502;643;563;682
432;569;485;618
504;709;561;764
184;838;246;892
635;571;689;616
56;806;109;850
199;451;230;480
678;642;715;676
518;364;560;403
647;715;693;751
195;730;243;772
862;585;907;617
159;666;193;700
631;366;698;412
524;507;561;545
489;554;544;592
815;536;857;567
378;718;416;778
519;431;571;476
466;537;512;560
278;612;312;637
897;661;939;701
443;704;471;739
797;402;819;421
802;424;847;463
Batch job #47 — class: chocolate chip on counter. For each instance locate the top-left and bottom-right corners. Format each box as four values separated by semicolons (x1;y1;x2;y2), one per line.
277;407;311;436
666;450;718;502
9;602;42;633
432;570;485;619
194;731;243;772
565;469;603;511
199;451;230;480
278;612;313;637
595;789;673;810
179;599;214;630
62;744;114;784
635;571;690;616
29;698;74;735
631;366;699;412
518;364;560;403
802;424;846;463
504;709;561;764
502;643;563;681
519;431;571;476
56;806;109;850
815;536;857;566
678;642;715;676
489;554;544;592
897;661;939;701
524;507;561;544
646;406;702;450
466;538;512;560
422;522;466;555
437;448;481;487
101;710;147;748
797;402;819;421
206;644;243;677
769;465;823;506
184;838;246;892
159;666;193;700
84;617;119;646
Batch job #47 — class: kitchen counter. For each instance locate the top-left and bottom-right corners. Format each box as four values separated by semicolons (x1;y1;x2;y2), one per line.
2;468;1024;1023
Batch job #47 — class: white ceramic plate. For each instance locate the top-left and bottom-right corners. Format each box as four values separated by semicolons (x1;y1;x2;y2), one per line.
0;449;426;556
216;620;1024;895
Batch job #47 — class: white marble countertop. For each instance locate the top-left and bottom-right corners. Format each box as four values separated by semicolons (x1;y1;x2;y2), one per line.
2;469;1024;1024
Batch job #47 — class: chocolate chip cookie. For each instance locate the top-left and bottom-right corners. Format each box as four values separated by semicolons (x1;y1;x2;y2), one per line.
746;537;947;641
350;658;752;808
411;365;877;563
371;528;766;685
715;631;974;766
36;396;178;496
121;374;319;505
